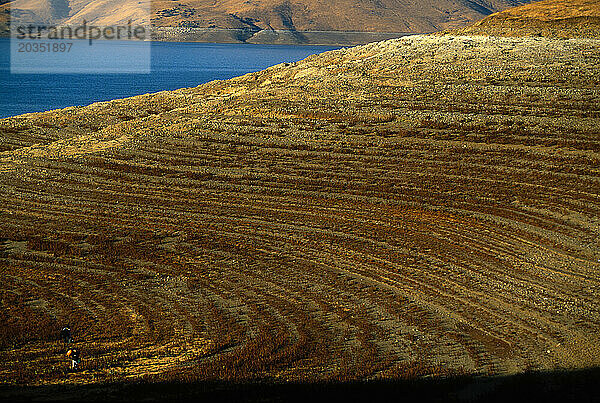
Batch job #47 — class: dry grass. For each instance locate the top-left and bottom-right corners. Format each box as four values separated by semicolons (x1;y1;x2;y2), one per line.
0;34;599;390
454;0;600;38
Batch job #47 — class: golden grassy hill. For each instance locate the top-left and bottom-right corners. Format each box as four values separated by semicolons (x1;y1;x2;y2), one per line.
455;0;600;37
0;34;599;396
1;0;600;400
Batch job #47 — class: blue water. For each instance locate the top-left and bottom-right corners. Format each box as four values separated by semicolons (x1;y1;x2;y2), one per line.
0;38;340;118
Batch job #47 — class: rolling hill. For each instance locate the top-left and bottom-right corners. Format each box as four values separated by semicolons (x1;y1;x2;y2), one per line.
1;0;599;400
455;0;600;37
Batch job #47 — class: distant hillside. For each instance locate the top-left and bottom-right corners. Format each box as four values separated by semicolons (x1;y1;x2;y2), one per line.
2;0;533;43
455;0;600;37
147;0;532;33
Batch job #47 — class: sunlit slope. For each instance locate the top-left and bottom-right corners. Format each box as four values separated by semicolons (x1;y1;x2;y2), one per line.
455;0;600;37
2;0;531;33
1;32;599;385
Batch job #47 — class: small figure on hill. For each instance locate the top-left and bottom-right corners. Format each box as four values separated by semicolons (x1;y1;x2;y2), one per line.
66;348;81;370
60;327;72;344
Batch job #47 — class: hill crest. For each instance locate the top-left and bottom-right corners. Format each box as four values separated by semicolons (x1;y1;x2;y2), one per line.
454;0;600;38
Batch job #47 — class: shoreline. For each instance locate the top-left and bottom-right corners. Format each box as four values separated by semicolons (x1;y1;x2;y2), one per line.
1;28;421;46
0;38;344;119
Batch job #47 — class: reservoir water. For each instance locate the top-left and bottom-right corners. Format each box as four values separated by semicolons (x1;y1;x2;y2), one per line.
0;38;340;118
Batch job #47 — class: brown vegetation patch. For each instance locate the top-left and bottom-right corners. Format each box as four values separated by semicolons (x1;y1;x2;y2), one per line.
0;34;599;388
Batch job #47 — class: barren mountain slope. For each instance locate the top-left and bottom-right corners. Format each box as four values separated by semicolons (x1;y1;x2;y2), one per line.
0;33;599;393
456;0;600;37
3;0;532;32
148;0;532;32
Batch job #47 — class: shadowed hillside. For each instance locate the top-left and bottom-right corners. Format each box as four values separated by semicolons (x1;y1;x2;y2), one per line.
2;367;600;401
